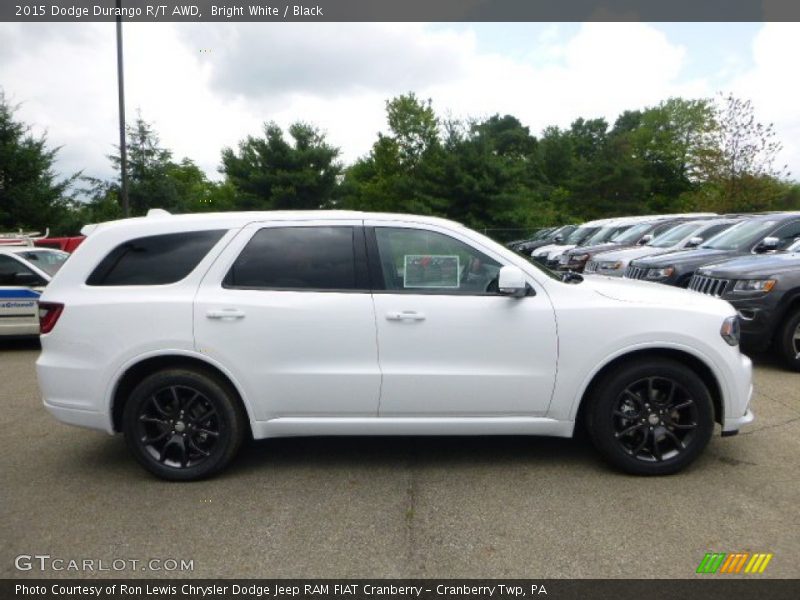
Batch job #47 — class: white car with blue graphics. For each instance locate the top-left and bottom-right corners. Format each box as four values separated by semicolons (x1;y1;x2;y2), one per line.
0;247;69;336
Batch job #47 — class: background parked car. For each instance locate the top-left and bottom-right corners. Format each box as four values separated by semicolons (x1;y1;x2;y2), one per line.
508;224;577;254
536;218;627;268
625;213;800;287
585;218;742;277
34;236;85;253
0;247;69;336
558;218;690;273
687;239;800;370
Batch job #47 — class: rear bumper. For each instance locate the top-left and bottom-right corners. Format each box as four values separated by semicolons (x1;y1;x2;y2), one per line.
42;400;113;434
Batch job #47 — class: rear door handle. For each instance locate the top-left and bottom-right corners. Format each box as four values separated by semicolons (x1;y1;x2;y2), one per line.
386;310;426;322
206;308;245;320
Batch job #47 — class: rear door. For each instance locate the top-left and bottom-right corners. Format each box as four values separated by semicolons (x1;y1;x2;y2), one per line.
194;220;381;420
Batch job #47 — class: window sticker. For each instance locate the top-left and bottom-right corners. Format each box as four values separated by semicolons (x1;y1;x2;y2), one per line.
403;255;460;289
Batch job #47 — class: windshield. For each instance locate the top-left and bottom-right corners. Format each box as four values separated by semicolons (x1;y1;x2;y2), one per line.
649;222;702;248
586;224;630;246
611;222;653;244
13;250;69;276
565;226;596;244
701;219;778;250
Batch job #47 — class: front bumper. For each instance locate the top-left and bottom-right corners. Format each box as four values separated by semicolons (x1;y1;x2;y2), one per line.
727;299;778;351
721;353;754;434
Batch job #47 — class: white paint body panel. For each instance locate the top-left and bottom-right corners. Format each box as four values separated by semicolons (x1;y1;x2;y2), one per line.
35;211;754;441
193;220;381;419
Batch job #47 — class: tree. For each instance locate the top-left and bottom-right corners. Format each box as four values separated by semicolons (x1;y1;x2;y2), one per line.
221;122;341;210
0;91;76;233
695;94;790;212
108;115;231;216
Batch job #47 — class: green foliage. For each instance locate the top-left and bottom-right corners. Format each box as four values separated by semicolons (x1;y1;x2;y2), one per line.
0;91;77;234
220;121;341;210
2;89;798;241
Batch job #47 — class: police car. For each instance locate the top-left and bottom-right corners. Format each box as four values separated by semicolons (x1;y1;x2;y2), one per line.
0;245;69;336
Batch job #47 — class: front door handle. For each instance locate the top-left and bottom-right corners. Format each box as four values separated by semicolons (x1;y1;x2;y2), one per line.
386;310;426;322
206;308;245;320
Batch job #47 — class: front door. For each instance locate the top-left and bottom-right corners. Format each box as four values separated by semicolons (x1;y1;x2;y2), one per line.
366;223;558;417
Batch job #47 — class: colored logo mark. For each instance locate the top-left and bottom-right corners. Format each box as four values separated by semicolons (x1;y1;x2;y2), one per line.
696;552;773;574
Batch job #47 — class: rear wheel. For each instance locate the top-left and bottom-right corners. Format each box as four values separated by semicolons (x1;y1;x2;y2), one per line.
585;359;714;475
778;309;800;371
122;369;246;481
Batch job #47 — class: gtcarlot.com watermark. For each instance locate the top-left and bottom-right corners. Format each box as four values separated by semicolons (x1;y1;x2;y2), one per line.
14;554;194;572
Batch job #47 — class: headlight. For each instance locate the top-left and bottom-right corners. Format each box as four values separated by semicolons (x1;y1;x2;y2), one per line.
597;261;622;271
733;279;776;293
570;253;590;263
720;315;740;346
645;267;674;280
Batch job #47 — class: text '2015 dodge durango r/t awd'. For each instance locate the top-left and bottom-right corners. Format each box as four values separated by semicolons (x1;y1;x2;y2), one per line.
36;211;754;480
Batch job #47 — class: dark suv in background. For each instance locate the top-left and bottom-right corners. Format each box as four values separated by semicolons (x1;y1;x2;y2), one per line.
687;239;800;370
626;213;800;287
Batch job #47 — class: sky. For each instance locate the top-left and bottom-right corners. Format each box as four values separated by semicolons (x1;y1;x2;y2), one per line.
1;21;798;185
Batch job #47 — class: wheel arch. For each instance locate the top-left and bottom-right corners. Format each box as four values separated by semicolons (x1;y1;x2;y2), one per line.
573;347;724;433
110;352;254;435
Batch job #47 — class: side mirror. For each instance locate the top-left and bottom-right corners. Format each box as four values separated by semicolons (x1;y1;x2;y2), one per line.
756;236;780;253
637;234;653;246
685;236;704;248
498;265;529;298
553;234;563;243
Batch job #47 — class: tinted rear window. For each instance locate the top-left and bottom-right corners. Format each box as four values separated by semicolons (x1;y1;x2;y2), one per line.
224;226;357;290
87;230;225;286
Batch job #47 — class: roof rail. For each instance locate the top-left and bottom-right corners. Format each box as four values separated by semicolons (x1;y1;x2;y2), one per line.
0;228;50;246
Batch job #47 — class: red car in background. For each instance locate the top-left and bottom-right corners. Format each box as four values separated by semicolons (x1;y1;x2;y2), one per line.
33;236;85;253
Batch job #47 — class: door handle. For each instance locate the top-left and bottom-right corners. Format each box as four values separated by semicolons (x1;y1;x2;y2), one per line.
206;308;246;320
386;310;426;322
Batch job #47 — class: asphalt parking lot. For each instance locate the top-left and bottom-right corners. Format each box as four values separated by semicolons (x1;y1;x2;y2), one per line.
1;340;798;579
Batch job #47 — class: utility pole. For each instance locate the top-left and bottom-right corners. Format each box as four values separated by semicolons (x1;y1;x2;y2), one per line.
116;0;130;217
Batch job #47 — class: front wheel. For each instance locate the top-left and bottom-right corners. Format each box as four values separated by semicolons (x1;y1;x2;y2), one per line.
122;369;246;481
585;359;714;475
777;309;800;371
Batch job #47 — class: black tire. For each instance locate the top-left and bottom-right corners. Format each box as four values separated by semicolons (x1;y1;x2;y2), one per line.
778;309;800;371
122;369;246;481
585;358;714;476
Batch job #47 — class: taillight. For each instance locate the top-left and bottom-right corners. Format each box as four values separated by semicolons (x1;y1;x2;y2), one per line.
38;302;64;334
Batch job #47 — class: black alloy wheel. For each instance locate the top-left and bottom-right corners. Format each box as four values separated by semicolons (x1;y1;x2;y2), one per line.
123;369;246;481
611;377;699;462
586;358;714;475
778;309;800;371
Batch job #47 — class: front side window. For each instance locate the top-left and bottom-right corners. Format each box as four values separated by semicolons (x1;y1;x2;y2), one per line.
224;226;359;290
770;220;800;250
87;230;225;286
374;227;502;294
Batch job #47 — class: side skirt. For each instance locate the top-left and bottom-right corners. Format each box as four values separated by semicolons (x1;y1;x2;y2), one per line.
251;417;575;439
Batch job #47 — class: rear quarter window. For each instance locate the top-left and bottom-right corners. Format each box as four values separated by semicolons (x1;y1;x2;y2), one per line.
86;230;226;286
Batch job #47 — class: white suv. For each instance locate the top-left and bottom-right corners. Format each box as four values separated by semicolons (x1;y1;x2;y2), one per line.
36;211;754;480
